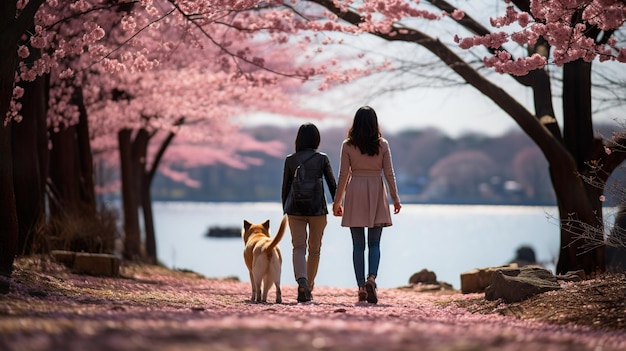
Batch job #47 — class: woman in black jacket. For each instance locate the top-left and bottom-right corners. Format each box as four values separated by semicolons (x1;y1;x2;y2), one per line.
282;123;337;302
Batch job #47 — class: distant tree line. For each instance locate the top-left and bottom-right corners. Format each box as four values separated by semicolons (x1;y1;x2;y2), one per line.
144;123;624;206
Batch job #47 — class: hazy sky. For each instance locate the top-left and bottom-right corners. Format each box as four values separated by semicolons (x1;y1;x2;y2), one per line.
245;59;625;138
244;77;530;138
245;81;623;138
352;83;528;137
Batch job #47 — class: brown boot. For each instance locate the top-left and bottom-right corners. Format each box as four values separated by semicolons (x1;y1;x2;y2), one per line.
365;275;378;304
297;278;312;303
358;286;367;302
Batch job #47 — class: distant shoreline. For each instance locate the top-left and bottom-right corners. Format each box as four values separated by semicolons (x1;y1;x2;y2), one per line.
101;197;560;207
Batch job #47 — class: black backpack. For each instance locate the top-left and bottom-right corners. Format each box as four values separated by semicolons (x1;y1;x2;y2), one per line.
287;153;322;213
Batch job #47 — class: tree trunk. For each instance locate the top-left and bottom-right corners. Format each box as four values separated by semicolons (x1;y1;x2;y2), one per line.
0;122;18;283
48;88;96;216
141;117;183;264
0;19;19;286
563;60;594;171
132;129;150;260
74;86;96;210
118;129;142;260
12;67;47;255
49;125;82;215
524;51;604;274
0;86;16;288
551;165;604;274
554;59;605;274
0;1;44;290
142;173;157;264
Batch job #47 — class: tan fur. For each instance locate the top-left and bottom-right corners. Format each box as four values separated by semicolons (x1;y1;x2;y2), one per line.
242;215;287;303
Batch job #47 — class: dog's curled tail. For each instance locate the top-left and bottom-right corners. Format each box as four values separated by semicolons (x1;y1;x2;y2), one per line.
266;215;287;254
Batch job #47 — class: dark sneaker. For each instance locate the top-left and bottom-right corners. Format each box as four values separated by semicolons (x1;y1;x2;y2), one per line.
365;277;378;304
358;286;367;302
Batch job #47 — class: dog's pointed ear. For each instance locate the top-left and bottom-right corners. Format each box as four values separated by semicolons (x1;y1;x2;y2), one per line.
262;219;270;230
243;220;252;232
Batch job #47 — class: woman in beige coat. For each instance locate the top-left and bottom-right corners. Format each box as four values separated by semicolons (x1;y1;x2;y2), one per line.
332;106;401;304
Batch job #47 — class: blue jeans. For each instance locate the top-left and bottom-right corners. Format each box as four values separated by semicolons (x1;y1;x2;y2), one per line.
350;226;383;287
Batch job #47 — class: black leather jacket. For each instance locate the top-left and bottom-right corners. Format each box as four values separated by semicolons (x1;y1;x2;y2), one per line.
282;150;337;216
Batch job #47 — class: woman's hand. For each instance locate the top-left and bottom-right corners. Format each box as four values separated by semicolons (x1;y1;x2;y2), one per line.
332;203;343;216
393;202;402;214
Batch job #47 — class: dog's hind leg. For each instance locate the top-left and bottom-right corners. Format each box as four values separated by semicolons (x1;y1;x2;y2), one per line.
248;271;256;302
252;270;263;302
253;257;268;303
269;259;282;304
261;275;272;303
254;278;263;303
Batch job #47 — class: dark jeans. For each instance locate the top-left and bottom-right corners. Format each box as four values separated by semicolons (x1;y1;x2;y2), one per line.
350;226;383;287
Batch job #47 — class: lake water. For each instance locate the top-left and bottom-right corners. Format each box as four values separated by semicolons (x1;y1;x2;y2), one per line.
153;202;566;290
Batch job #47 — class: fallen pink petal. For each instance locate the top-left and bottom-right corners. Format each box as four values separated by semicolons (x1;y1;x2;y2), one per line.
1;259;625;351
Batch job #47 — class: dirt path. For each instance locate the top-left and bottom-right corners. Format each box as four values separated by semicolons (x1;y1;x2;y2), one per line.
1;263;625;351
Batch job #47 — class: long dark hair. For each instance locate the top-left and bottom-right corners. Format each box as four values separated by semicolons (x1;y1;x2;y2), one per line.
295;123;321;152
347;106;381;156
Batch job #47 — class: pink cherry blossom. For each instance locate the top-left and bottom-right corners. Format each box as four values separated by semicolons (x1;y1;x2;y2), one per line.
454;0;625;74
17;46;30;58
451;9;465;21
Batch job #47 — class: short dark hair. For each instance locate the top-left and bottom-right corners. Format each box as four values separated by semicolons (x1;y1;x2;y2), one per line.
347;106;381;156
295;123;321;152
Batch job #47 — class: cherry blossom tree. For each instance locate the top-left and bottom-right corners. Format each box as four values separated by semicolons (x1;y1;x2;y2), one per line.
2;0;384;272
78;2;350;262
290;0;625;274
87;61;310;261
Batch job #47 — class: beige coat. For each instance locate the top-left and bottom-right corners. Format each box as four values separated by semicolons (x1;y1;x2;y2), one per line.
335;138;400;228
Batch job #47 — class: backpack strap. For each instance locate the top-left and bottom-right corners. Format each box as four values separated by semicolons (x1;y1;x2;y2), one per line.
294;153;318;177
297;153;317;168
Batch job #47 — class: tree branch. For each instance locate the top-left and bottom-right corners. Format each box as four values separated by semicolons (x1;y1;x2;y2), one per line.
425;0;561;140
168;2;309;80
308;0;570;167
602;135;626;181
426;0;537;87
147;117;185;182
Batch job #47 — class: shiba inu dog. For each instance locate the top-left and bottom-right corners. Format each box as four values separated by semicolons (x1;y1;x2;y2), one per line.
242;216;287;303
